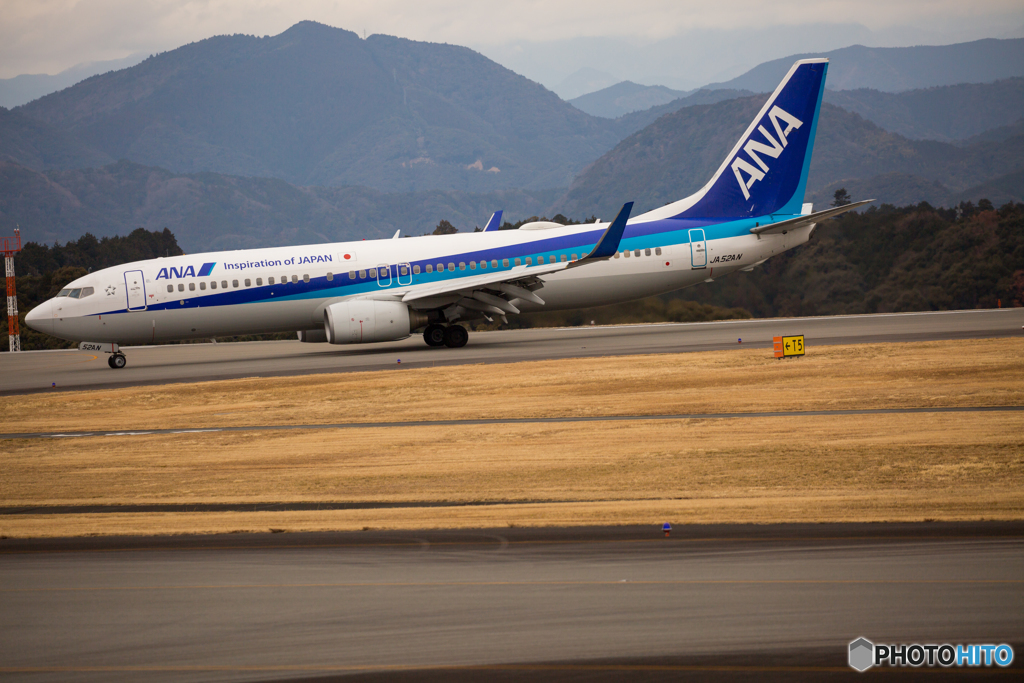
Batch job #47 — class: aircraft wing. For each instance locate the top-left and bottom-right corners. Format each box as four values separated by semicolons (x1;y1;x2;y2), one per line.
400;203;633;311
750;199;873;235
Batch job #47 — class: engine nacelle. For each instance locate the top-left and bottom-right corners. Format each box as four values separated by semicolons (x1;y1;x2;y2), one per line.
324;300;428;344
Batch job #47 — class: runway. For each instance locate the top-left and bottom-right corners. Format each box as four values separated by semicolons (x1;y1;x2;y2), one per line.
1;523;1021;682
2;308;1022;394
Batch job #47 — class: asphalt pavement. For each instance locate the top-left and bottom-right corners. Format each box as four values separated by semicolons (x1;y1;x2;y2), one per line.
1;523;1021;682
2;308;1022;395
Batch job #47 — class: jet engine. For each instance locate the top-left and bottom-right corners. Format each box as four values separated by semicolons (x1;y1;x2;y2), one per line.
324;300;428;344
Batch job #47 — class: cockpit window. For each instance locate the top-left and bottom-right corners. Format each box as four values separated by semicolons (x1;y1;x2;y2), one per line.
79;287;94;298
57;289;71;297
68;289;82;299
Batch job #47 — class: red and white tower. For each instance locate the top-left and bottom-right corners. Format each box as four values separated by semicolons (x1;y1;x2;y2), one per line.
3;227;22;352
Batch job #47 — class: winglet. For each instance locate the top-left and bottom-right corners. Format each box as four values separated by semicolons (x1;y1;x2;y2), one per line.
583;202;633;260
483;210;503;232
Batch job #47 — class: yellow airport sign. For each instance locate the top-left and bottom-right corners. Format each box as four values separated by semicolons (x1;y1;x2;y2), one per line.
774;335;805;358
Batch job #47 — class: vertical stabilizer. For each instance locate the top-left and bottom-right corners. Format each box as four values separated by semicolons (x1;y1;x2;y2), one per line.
638;59;828;222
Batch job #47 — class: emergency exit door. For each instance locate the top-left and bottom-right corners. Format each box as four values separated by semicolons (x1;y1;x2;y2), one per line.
688;229;707;268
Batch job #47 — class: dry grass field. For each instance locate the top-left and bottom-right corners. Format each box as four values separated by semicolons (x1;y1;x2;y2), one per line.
1;338;1022;537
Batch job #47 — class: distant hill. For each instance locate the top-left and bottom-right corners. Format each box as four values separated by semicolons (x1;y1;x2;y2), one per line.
706;38;1024;93
569;81;689;118
611;88;756;137
14;22;619;193
553;67;619;100
0;53;148;108
823;79;1024;141
0;160;559;253
555;96;1024;219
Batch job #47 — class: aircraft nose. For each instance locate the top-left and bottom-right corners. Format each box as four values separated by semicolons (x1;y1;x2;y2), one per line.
25;300;53;335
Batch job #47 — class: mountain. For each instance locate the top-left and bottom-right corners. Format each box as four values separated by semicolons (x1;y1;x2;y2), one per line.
809;169;1024;210
823;79;1024;141
0;160;559;253
553;67;619;100
15;22;620;193
569;81;689;118
555;95;1024;219
611;88;756;137
0;107;112;170
0;53;148;108
707;38;1024;93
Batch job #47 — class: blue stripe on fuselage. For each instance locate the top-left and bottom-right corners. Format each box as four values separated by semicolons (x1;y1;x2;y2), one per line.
91;213;793;317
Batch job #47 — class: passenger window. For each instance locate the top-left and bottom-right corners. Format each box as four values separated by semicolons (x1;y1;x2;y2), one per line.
255;278;262;286
448;263;455;272
469;262;476;270
244;279;251;287
232;280;239;288
502;259;509;267
480;260;487;269
413;265;420;274
400;266;408;276
222;281;228;289
189;282;196;291
571;254;578;260
491;260;498;268
655;247;662;256
326;273;332;282
370;270;377;279
437;263;444;272
269;277;275;285
200;282;207;290
360;270;367;278
303;274;309;283
426;264;433;274
291;275;298;283
624;251;631;258
525;257;532;265
561;255;567;262
537;256;545;264
211;281;218;290
57;289;71;297
515;258;522;266
178;284;185;292
645;248;651;256
167;285;174;293
80;287;94;297
634;250;641;257
457;262;465;271
614;252;620;259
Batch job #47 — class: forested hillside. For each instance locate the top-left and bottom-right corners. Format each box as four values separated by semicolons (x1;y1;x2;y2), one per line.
13;22;619;192
683;201;1024;317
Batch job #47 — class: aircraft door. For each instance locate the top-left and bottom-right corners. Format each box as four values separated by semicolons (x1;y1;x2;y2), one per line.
124;270;147;310
376;264;392;287
688;229;707;269
397;263;412;286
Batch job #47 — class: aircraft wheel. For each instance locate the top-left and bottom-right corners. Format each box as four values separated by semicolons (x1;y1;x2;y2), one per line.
110;353;127;369
108;355;117;368
423;324;446;347
443;324;469;348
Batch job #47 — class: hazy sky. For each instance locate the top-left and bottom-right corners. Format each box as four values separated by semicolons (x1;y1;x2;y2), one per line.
2;0;1022;80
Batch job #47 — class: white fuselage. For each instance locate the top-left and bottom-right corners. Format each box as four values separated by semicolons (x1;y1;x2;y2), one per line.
27;217;811;345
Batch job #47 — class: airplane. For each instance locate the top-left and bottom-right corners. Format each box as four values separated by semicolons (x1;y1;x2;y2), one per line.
25;58;870;369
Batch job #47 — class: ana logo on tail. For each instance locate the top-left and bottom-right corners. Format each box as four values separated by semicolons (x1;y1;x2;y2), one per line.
731;106;803;201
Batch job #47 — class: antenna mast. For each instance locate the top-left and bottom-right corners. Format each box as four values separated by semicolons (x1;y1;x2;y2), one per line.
3;227;22;352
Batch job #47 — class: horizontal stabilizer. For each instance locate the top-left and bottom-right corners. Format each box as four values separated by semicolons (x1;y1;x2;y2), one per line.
750;199;874;235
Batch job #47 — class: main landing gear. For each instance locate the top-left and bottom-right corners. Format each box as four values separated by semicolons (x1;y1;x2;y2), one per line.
107;352;127;369
423;323;468;348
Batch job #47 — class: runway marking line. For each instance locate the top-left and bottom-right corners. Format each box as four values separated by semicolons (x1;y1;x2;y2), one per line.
4;579;1022;593
2;535;1021;555
2;405;1022;440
